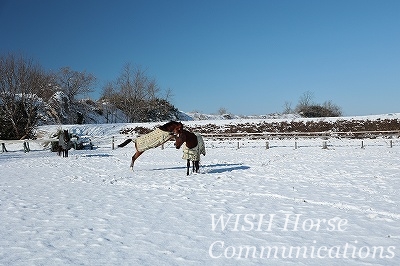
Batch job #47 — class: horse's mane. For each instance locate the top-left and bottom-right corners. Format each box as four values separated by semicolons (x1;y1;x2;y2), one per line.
158;121;181;131
181;129;196;137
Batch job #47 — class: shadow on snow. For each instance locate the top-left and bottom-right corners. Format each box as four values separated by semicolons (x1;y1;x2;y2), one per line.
151;163;250;174
82;153;113;157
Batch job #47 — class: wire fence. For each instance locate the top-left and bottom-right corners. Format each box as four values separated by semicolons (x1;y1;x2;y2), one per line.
2;130;399;153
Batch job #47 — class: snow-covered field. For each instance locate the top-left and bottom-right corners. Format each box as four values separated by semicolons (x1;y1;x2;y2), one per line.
1;119;400;265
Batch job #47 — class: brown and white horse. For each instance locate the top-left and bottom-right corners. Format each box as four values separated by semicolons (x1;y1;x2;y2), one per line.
174;127;206;175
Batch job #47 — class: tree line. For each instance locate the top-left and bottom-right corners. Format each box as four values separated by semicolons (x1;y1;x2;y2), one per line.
0;53;178;140
283;91;342;117
100;63;178;123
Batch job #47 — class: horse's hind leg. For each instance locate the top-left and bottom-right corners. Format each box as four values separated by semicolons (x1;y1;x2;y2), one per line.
130;150;143;169
194;161;200;173
187;159;190;175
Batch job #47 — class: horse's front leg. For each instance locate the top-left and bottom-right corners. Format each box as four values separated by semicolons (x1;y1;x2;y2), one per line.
187;159;190;175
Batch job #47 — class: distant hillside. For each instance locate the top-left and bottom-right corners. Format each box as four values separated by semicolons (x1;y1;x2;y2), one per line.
33;93;400;140
36;94;303;125
182;112;301;121
34;92;127;126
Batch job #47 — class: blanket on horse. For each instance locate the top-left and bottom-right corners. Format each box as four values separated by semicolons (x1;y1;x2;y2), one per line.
182;133;206;161
58;134;67;149
135;128;172;152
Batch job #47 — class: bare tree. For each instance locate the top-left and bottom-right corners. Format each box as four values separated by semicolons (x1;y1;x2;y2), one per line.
0;54;49;139
101;63;178;122
285;91;342;118
296;91;314;111
146;78;160;100
116;63;141;122
30;68;57;101
116;64;157;122
163;87;174;102
56;66;96;102
100;81;121;123
218;107;228;115
282;101;293;114
323;100;342;117
100;81;116;100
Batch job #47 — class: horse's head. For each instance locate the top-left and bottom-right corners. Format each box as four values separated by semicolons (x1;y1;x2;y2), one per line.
159;121;183;134
63;130;71;142
172;122;183;136
174;129;186;149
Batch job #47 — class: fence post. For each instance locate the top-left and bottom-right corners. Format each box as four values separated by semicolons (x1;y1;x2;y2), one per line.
23;141;30;153
361;140;365;149
112;136;115;150
390;140;393;148
322;141;328;149
266;141;269;149
1;143;7;152
237;141;240;149
161;143;164;150
294;141;298;149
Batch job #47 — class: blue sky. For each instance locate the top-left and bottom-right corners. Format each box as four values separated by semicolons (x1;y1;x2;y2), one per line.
1;0;399;116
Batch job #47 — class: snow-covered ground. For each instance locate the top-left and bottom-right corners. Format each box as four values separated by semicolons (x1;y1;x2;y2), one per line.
1;118;400;265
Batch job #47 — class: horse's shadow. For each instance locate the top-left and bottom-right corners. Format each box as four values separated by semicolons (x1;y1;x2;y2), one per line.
204;163;250;174
82;153;112;158
152;163;250;174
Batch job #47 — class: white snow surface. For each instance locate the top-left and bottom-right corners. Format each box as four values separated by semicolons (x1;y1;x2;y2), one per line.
1;115;400;265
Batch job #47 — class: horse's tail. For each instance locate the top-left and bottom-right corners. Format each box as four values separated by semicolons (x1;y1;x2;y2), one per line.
118;139;133;148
